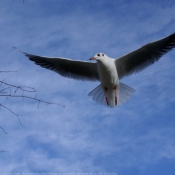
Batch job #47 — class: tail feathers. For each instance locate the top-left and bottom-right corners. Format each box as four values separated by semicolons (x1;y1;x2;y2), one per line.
88;82;135;107
118;82;135;105
88;84;116;108
88;84;107;106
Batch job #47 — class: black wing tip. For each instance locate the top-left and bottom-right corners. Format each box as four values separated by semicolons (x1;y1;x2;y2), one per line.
13;47;43;59
13;46;23;53
13;47;31;57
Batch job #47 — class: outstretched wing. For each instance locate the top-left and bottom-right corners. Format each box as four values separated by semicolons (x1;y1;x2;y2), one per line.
115;33;175;79
22;51;100;81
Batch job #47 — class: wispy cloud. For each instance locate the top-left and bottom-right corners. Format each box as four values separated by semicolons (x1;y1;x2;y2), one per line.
0;0;175;174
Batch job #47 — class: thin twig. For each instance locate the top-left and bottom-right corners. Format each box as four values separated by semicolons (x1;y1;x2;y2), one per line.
0;94;65;108
0;103;22;126
0;127;7;134
0;87;11;94
0;78;64;127
0;80;36;92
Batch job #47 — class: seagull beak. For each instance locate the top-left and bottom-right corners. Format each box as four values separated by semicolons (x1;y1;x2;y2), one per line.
90;57;96;60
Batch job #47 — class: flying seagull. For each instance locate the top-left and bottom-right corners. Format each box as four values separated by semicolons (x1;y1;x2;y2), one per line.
17;33;175;108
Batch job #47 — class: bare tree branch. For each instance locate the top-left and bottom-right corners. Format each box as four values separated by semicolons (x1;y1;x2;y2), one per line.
0;54;63;152
0;87;10;94
0;103;22;126
0;80;36;93
0;94;65;108
0;79;64;126
0;126;7;134
0;70;64;134
0;93;64;126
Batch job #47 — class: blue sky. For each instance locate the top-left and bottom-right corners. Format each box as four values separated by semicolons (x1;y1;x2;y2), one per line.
0;0;175;174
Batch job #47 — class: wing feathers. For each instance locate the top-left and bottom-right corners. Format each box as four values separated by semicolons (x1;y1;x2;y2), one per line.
116;33;175;79
23;52;100;81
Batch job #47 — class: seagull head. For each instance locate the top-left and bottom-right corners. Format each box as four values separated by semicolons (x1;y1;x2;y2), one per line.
90;53;107;62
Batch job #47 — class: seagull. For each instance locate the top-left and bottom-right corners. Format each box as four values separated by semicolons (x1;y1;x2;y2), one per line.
17;33;175;108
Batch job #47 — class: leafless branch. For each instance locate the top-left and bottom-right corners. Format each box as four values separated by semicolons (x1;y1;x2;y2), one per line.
0;93;64;126
0;65;63;151
0;78;64;126
0;94;65;108
0;87;10;94
0;80;36;93
1;71;64;132
0;126;7;134
0;103;22;126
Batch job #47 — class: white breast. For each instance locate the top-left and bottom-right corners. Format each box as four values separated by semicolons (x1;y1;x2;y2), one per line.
97;58;119;88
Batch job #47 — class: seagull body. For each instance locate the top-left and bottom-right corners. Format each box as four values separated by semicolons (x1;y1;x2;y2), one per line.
90;54;119;107
95;55;118;88
19;33;175;108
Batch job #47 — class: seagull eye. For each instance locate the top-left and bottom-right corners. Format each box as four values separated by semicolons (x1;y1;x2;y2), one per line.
102;54;104;56
97;53;100;57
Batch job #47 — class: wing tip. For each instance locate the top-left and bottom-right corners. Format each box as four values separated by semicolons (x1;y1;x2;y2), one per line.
14;47;30;57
